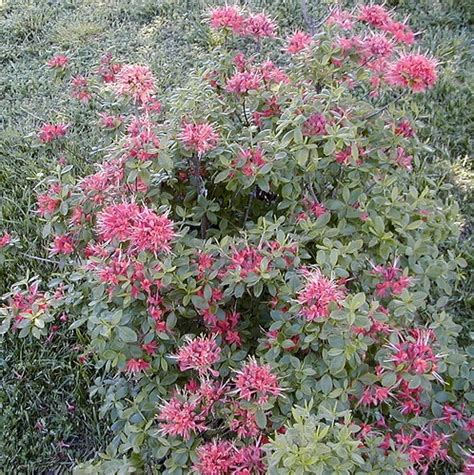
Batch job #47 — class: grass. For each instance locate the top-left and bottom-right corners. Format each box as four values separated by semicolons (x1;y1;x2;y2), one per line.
0;0;472;470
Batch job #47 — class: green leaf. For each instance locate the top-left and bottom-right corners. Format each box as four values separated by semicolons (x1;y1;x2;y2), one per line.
320;374;332;395
351;293;366;311
381;372;397;387
323;139;336;156
117;326;137;343
255;409;267;429
214;169;230;183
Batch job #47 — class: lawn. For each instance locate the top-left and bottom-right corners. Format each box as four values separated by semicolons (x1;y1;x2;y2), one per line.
0;0;472;471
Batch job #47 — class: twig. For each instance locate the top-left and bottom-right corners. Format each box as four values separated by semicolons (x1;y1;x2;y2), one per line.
20;252;59;265
242;189;255;226
191;153;208;239
365;92;405;121
242;98;250;127
300;0;315;35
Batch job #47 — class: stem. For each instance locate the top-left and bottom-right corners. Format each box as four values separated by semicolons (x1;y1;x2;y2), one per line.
242;98;250;127
20;252;59;265
191;153;208;239
242;189;254;227
300;0;315;35
365;91;405;121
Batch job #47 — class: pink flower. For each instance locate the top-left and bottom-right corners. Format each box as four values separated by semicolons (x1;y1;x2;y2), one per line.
37;183;62;216
125;358;150;373
124;127;160;161
335;147;351;164
47;54;69;69
384;20;415;45
260;61;290;85
141;340;157;355
395;147;413;171
232;444;266;474
230;406;260;438
96;202;140;243
99;113;123;129
0;232;11;248
233;52;248;71
358;4;391;28
130;207;175;254
362;34;393;58
51;234;74;255
230;247;264;278
226;71;262;94
38;123;68;143
209;5;244;34
243;13;276;39
395;119;415;138
98;53;122;83
114;64;155;103
297;268;345;320
233;358;281;403
157;394;207;439
385;329;443;381
286;31;313;54
142;96;162;114
326;8;354;30
372;259;413;296
303;113;327;136
387;54;438;93
194;440;234;475
71;75;92;103
233;148;266;176
174;335;221;376
180;122;219;155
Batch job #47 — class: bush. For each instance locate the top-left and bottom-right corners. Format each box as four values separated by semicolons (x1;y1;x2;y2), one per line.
1;3;472;474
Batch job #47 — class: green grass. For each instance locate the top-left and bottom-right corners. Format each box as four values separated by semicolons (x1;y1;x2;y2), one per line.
0;0;472;470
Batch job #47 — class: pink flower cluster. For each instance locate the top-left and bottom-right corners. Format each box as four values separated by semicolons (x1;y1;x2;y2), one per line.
97;53;122;83
387;54;437;93
7;282;49;330
286;31;313;54
154;358;279;474
51;234;74;255
303;112;328;137
297;268;345;320
174;335;221;376
296;195;328;223
125;358;150;374
226;70;262;94
71;75;92;103
180;122;219;155
395;119;415;138
233;358;281;404
385;329;443;380
47;54;69;69
322;5;436;94
38;123;68;143
232;147;266;177
210;6;276;40
37;183;63;216
124;117;160;161
371;259;412;297
157;392;207;439
0;232;11;248
114;64;155;103
96;202;175;254
194;440;265;475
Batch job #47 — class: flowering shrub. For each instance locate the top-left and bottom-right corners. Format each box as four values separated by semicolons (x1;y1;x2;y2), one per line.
1;3;472;474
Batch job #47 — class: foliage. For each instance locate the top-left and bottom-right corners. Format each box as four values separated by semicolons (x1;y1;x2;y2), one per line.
0;1;472;473
2;4;472;474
